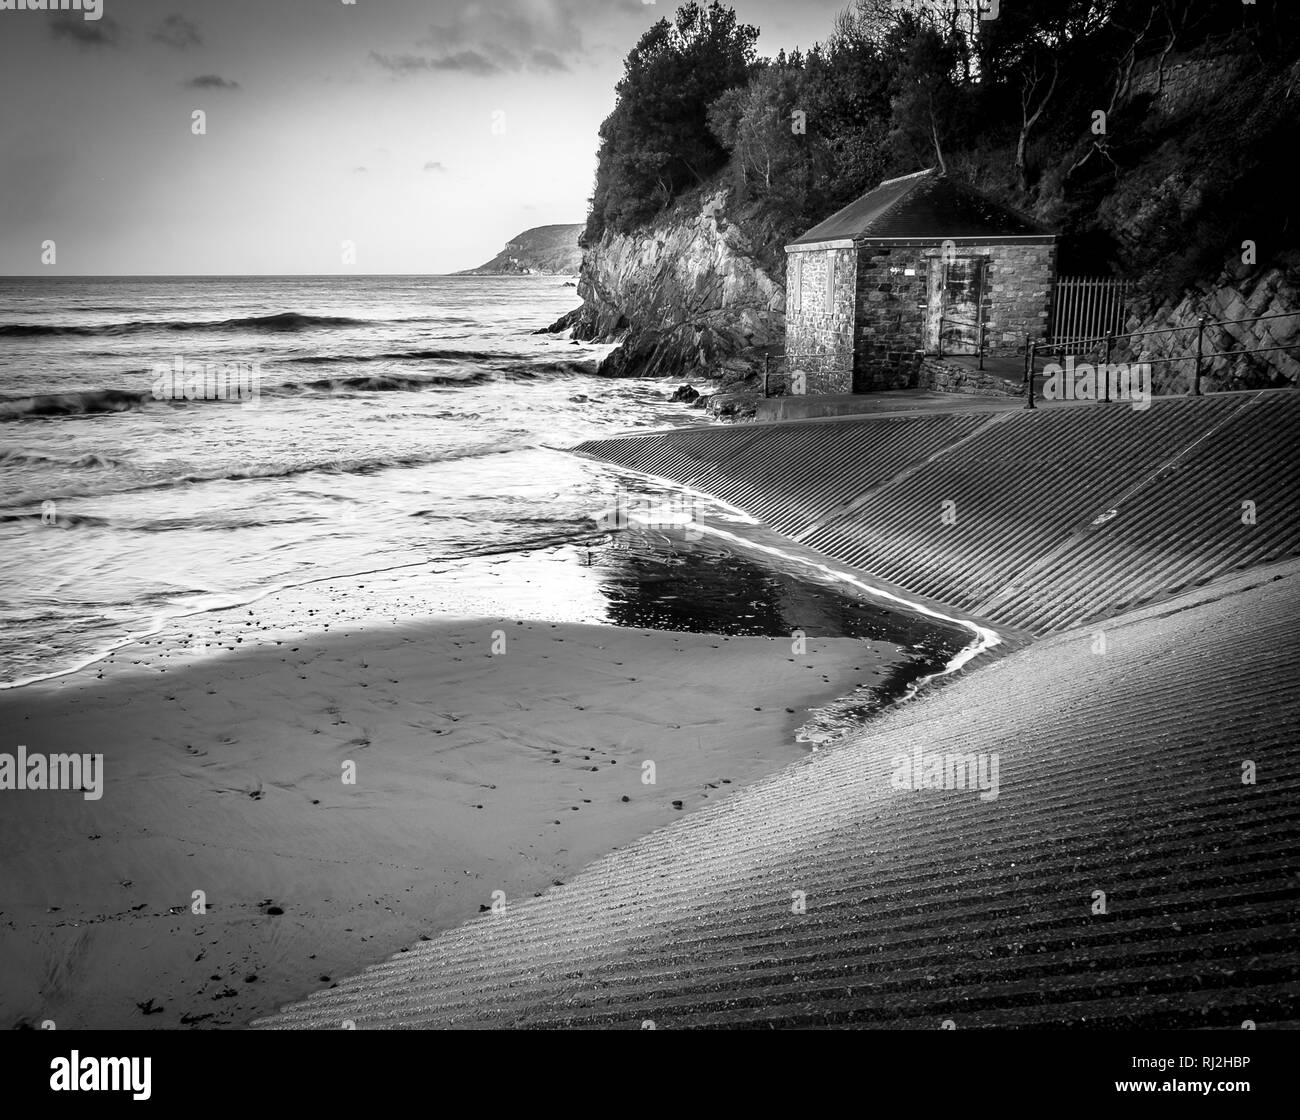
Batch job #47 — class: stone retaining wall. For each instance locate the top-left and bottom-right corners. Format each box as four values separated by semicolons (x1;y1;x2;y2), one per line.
918;357;1022;397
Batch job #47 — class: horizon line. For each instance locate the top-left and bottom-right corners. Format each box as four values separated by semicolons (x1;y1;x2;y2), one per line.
0;271;580;280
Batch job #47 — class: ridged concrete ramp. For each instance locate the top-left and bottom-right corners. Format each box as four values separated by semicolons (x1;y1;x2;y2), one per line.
256;563;1300;1029
575;391;1300;634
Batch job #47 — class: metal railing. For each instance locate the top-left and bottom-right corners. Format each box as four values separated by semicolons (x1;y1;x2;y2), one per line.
1022;309;1297;409
1050;276;1132;348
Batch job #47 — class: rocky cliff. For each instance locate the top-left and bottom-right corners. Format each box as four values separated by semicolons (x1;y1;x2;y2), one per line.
462;224;583;275
546;189;785;385
1118;264;1300;393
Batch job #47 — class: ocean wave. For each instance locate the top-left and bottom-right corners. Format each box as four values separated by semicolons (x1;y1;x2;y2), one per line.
0;362;585;417
355;410;482;422
0;375;485;420
282;372;494;393
165;446;521;486
0;448;128;469
274;347;521;364
451;527;604;557
501;360;592;376
0;510;110;528
0;444;528;509
0;389;150;419
275;353;596;378
0;311;393;338
129;512;325;533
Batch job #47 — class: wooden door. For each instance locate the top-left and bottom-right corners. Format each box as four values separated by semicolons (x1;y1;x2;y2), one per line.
925;257;983;355
942;258;982;354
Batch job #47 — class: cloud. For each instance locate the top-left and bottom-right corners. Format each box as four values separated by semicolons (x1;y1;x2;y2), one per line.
423;161;447;173
185;75;241;90
371;0;639;78
421;0;582;55
50;15;122;47
353;166;368;174
153;14;202;50
370;50;501;77
528;49;569;73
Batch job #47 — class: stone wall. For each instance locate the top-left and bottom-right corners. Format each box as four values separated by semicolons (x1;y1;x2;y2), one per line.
1127;54;1251;119
784;246;856;394
853;240;1055;392
981;242;1056;353
854;246;928;391
918;357;1023;397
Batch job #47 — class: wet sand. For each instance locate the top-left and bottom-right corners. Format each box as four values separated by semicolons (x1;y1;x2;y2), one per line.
0;613;906;1029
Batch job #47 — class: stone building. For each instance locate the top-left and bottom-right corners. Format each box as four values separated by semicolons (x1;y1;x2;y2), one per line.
784;168;1057;394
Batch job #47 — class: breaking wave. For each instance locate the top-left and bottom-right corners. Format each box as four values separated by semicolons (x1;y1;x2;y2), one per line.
0;311;415;338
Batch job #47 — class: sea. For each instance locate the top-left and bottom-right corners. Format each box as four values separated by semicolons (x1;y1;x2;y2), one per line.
0;274;963;714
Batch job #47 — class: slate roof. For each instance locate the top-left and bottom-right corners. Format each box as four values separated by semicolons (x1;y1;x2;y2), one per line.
788;168;1052;247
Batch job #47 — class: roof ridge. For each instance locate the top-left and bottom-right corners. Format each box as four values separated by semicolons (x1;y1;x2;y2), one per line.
876;167;936;187
861;168;936;234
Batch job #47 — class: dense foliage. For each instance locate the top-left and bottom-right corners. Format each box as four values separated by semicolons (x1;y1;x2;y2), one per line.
585;2;759;238
584;0;1300;293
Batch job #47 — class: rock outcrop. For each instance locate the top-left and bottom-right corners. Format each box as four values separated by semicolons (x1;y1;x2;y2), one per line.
1118;263;1300;393
546;189;785;385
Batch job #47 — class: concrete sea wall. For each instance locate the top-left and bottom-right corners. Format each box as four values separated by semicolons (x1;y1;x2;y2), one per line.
574;391;1300;634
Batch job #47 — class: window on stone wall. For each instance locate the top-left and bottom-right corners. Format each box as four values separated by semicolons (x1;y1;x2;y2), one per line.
826;251;836;307
791;255;801;313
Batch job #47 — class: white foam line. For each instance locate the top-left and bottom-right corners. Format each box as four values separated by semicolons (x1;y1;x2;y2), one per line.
590;461;1002;685
1;487;619;692
0;555;463;693
585;461;763;525
696;522;1000;667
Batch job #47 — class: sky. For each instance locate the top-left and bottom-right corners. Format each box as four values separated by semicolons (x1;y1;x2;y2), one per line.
0;0;848;275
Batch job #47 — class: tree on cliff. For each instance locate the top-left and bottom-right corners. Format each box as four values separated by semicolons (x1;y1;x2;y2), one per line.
887;22;962;177
704;10;902;242
793;11;896;217
706;65;803;192
586;1;759;240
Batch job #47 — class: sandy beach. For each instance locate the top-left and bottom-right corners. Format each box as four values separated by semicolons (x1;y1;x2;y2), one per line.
0;609;903;1029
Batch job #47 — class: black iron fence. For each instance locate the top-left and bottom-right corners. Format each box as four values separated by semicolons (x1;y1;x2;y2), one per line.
1050;276;1132;348
1022;309;1297;409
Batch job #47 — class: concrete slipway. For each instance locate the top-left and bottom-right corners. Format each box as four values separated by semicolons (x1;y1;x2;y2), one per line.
256;392;1300;1029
